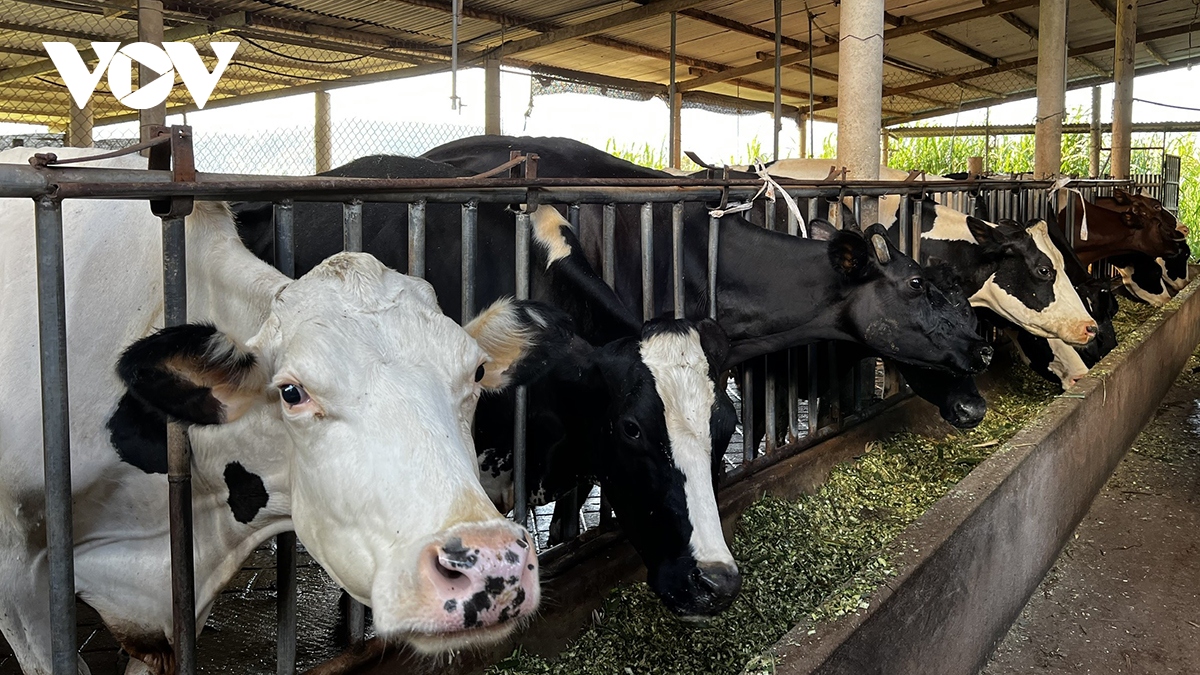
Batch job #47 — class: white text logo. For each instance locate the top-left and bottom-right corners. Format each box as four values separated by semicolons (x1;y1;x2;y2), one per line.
43;42;239;110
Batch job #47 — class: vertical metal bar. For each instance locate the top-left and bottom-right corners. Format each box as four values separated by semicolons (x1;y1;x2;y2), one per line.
773;0;782;161
161;213;197;675
513;210;532;528
461;200;478;322
602;203;616;288
408;200;426;278
786;195;798;236
342;199;363;252
742;364;755;462
35;197;76;675
707;215;719;320
910;195;922;262
347;601;365;643
568;203;580;233
806;346;819;435
641;202;654;320
898;194;912;256
272;201;298;675
808;196;819;225
668;12;678;166
807;11;816;158
1065;192;1076;249
275;531;297;675
672;202;684;319
764;354;776;454
273;201;295;278
853;195;862;227
267;202;300;669
764;200;776;232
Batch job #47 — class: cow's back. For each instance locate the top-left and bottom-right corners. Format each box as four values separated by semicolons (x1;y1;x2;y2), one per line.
0;148;162;533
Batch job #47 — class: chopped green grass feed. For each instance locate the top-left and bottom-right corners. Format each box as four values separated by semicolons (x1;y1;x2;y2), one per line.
488;302;1164;675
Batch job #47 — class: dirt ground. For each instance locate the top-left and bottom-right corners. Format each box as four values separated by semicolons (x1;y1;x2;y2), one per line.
981;358;1200;675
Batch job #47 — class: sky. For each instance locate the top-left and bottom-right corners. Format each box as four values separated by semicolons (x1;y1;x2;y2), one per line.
3;63;1199;168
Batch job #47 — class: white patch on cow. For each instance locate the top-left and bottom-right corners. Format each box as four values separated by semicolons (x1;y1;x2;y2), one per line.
529;205;571;268
639;330;735;568
1045;339;1090;389
922;204;979;242
465;298;544;390
969;221;1096;344
1117;265;1172;306
1161;258;1190;293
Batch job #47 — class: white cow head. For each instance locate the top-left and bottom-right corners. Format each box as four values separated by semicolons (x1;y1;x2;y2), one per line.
118;255;556;651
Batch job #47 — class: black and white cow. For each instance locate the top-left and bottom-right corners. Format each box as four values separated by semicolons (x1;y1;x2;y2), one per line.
234;157;744;618
1007;216;1120;389
422;136;993;376
0;148;562;674
1108;244;1192;307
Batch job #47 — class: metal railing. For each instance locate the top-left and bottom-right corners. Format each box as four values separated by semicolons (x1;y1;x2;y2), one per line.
7;127;1132;674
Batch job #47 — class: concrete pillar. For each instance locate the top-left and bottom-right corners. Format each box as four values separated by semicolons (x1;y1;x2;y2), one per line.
137;0;165;151
1034;0;1068;178
836;0;885;223
1090;86;1103;177
67;99;93;148
772;0;783;161
314;90;332;173
1112;0;1137;179
881;131;890;167
668;12;680;168
798;112;807;158
484;56;501;135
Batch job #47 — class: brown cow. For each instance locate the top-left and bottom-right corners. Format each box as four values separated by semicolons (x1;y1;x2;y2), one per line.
1058;189;1186;265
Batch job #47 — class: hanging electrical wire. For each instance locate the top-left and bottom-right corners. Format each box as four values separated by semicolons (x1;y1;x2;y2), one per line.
240;36;378;64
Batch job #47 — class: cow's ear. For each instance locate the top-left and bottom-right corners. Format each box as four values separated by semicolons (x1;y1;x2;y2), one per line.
826;230;873;278
1112;189;1132;205
118;324;267;426
466;299;576;391
694;318;730;374
809;219;839;241
964;216;1001;246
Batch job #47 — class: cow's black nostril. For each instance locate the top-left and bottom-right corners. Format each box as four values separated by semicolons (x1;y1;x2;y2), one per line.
692;563;742;600
1086;325;1098;336
978;346;994;364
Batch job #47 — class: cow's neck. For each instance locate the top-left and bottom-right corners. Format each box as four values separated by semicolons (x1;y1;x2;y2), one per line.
185;202;289;344
713;220;851;367
1070;210;1138;264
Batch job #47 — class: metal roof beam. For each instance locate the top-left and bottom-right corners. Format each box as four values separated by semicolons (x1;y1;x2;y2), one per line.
678;0;1039;91
1086;0;1171;66
0;12;246;84
492;0;715;58
889;120;1200;136
982;0;1111;77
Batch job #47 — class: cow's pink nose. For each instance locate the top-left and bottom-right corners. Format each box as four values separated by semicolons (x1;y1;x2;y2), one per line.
421;525;538;630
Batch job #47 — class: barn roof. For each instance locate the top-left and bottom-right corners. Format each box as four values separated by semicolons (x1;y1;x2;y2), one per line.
0;0;1196;129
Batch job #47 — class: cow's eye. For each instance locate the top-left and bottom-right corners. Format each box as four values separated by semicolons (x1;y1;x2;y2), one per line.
1036;266;1053;280
279;383;307;406
908;277;925;292
475;365;486;383
621;420;641;440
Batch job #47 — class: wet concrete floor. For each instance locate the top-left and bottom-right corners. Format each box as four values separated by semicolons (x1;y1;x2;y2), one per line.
982;355;1200;675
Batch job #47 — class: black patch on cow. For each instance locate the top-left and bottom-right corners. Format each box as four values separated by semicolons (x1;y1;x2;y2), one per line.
461;590;493;629
118;323;258;426
440;538;479;569
484;576;505;597
107;392;168;474
443;599;457;613
504;550;519;565
224;462;269;524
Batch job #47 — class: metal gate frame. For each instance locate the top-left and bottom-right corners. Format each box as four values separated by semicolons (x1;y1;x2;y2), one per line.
1;128;1131;674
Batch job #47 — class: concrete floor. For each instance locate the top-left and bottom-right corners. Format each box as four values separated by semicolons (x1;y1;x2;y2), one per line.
982;357;1200;675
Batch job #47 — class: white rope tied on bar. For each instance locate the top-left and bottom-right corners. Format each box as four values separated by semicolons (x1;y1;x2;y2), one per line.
1050;176;1088;241
707;162;808;238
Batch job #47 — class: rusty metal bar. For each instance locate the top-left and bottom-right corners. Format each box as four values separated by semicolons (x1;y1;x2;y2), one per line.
708;215;719;320
641;202;654;320
568;203;580;232
35;195;76;675
672;201;684;318
742;365;755;462
408;200;426;278
602;203;617;288
514;209;532;528
162;213;197;675
462;200;478;322
342;199;363;252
